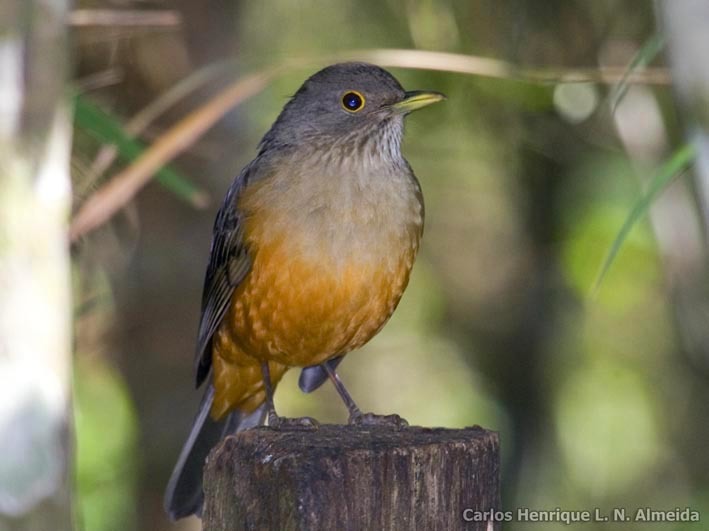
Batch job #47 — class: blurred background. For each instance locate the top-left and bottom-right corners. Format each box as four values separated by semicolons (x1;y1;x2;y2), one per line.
63;1;709;530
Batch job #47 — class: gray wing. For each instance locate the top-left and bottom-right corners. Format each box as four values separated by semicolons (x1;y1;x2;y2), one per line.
194;163;256;387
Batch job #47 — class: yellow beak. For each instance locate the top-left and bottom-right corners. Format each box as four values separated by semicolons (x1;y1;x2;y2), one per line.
391;90;446;114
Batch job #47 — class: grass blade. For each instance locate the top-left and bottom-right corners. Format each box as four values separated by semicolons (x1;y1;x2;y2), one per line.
609;34;666;114
73;93;208;208
592;143;696;294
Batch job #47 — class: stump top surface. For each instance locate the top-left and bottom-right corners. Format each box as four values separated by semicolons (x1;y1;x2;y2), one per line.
211;424;497;463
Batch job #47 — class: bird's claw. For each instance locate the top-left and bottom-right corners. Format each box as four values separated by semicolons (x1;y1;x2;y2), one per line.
348;412;408;429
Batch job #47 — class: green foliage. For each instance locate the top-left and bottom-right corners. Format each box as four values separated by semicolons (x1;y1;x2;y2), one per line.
72;94;203;205
593;144;696;293
556;358;660;495
74;358;138;531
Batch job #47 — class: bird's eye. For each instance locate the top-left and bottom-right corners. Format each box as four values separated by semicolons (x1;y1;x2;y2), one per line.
341;91;365;112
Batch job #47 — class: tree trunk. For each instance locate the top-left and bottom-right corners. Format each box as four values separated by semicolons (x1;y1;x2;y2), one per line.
0;1;73;530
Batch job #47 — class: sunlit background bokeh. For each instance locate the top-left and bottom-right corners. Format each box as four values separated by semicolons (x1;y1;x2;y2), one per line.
69;1;709;530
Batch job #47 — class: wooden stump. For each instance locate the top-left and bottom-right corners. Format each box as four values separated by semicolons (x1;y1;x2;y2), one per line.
202;424;500;531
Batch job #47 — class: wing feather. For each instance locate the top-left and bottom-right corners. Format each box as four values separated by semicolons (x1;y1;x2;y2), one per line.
193;163;258;387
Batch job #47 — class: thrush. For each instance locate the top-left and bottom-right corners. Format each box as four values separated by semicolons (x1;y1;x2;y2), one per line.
164;62;445;520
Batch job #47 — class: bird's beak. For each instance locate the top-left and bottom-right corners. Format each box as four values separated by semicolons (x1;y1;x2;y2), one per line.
391;90;446;114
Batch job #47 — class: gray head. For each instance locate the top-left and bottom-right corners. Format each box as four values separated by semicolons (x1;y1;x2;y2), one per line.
259;62;444;153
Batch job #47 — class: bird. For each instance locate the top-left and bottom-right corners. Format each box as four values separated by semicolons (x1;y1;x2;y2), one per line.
164;62;445;520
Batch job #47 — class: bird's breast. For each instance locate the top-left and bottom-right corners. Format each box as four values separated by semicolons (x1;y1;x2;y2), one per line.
241;157;424;273
219;162;423;366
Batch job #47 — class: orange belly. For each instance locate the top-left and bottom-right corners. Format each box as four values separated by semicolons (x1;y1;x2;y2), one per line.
209;165;422;420
210;234;417;419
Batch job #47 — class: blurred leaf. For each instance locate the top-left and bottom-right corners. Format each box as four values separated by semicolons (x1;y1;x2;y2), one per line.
74;357;138;531
73;93;207;207
556;358;660;495
609;34;665;114
593;143;696;293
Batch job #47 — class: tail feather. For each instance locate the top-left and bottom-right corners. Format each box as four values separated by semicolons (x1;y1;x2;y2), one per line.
164;385;266;520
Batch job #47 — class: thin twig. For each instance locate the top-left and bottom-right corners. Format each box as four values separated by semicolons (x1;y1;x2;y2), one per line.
75;68;125;92
69;9;182;27
344;49;671;85
88;62;231;183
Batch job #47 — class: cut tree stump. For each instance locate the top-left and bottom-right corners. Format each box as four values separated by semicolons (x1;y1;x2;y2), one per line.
202;424;500;531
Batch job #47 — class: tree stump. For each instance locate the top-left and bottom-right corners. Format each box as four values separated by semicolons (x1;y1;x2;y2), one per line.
202;424;500;531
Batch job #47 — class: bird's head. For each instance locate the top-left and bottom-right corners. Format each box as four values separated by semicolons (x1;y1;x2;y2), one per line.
260;62;445;154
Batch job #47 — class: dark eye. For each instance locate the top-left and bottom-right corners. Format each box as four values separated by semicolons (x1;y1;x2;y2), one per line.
342;91;365;112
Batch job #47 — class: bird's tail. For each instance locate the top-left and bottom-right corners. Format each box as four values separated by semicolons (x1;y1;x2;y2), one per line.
164;384;266;520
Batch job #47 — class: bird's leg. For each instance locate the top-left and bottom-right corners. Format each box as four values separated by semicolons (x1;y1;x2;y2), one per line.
322;361;361;418
323;363;408;429
260;361;279;425
260;362;319;430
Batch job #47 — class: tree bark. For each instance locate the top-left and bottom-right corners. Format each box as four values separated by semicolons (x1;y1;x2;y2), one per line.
203;425;500;531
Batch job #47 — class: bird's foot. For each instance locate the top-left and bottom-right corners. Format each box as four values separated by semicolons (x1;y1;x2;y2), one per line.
267;413;320;431
348;412;409;429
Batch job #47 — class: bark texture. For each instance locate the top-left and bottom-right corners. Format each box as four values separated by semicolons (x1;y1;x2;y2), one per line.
203;424;500;531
